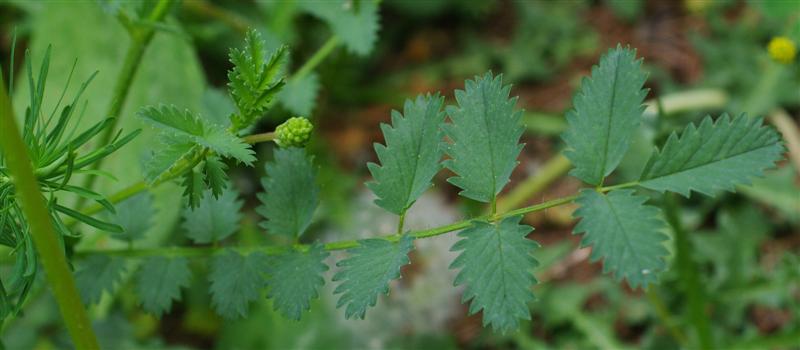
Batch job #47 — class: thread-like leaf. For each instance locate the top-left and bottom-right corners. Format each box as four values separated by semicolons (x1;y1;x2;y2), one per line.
136;257;192;317
209;250;268;319
256;148;319;238
450;216;539;333
367;94;445;215
573;189;668;289
561;46;648;185
444;72;524;203
181;188;243;244
639;113;784;197
265;243;329;320
332;235;414;319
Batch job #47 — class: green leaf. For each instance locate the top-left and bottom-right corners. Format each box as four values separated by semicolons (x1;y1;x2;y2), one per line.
573;189;668;288
138;104;256;165
561;46;648;185
203;156;229;198
444;72;523;203
228;29;287;130
367;94;445;215
75;255;126;305
300;0;380;56
639;114;784;197
136;257;192;317
106;192;154;242
181;169;204;210
256;148;319;238
265;244;329;320
53;204;123;233
278;72;319;116
209;251;269;319
181;188;243;244
332;235;414;319
142;136;196;184
449;216;538;333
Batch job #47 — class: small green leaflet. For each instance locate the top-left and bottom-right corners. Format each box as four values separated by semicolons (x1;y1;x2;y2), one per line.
367;94;445;215
181;188;243;244
136;257;192;317
203;156;229;198
639;114;784;197
257;148;319;238
444;73;524;203
181;168;204;209
106;192;154;242
75;255;127;305
573;189;668;288
143;136;196;184
561;46;648;185
300;0;380;56
265;243;329;320
138;104;255;165
228;29;287;130
450;216;539;333
209;250;268;319
332;235;414;319
278;72;319;116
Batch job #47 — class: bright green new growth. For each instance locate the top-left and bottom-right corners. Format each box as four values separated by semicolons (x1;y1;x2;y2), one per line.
639;113;784;197
450;216;539;333
444;73;524;203
181;188;243;244
257;147;319;238
573;189;668;288
75;255;126;305
209;251;269;319
136;257;192;317
265;243;329;320
228;29;287;131
138;104;256;165
275;116;314;148
332;235;415;319
367;94;446;215
562;46;648;186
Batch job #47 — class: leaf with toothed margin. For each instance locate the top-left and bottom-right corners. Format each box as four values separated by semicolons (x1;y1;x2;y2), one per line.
573;189;669;289
561;45;648;186
265;243;329;320
444;72;524;203
449;216;539;333
75;255;127;305
256;147;319;238
136;257;192;317
209;250;269;319
332;235;414;319
639;113;784;197
367;94;446;215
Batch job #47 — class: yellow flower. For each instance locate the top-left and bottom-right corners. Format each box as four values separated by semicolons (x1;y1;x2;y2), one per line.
768;36;797;64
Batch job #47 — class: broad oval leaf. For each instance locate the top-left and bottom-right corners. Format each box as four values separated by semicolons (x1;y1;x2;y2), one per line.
209;250;269;319
136;257;192;317
265;243;329;320
181;188;243;244
257;148;319;238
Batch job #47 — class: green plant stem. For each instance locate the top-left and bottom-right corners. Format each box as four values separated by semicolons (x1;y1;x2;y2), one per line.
397;210;406;234
242;131;275;144
0;75;99;349
291;35;340;83
665;194;714;350
496;154;572;213
75;182;638;258
181;0;251;34
75;0;174;211
645;287;689;346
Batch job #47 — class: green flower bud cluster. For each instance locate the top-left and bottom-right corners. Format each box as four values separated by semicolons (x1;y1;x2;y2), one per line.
275;117;313;148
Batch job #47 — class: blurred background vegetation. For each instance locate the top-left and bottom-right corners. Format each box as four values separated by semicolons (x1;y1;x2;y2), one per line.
0;0;798;349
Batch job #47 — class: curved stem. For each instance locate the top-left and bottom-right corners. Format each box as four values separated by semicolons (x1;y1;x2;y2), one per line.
75;0;174;210
1;74;99;349
291;35;340;83
75;181;638;258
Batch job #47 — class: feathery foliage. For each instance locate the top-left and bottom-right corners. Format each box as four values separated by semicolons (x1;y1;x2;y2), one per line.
367;94;446;215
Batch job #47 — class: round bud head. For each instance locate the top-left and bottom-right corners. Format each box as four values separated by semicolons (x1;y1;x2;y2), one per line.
275;117;313;148
768;36;797;64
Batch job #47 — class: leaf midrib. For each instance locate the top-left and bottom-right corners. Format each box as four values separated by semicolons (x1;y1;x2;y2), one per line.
598;52;623;185
601;192;644;277
642;141;780;183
